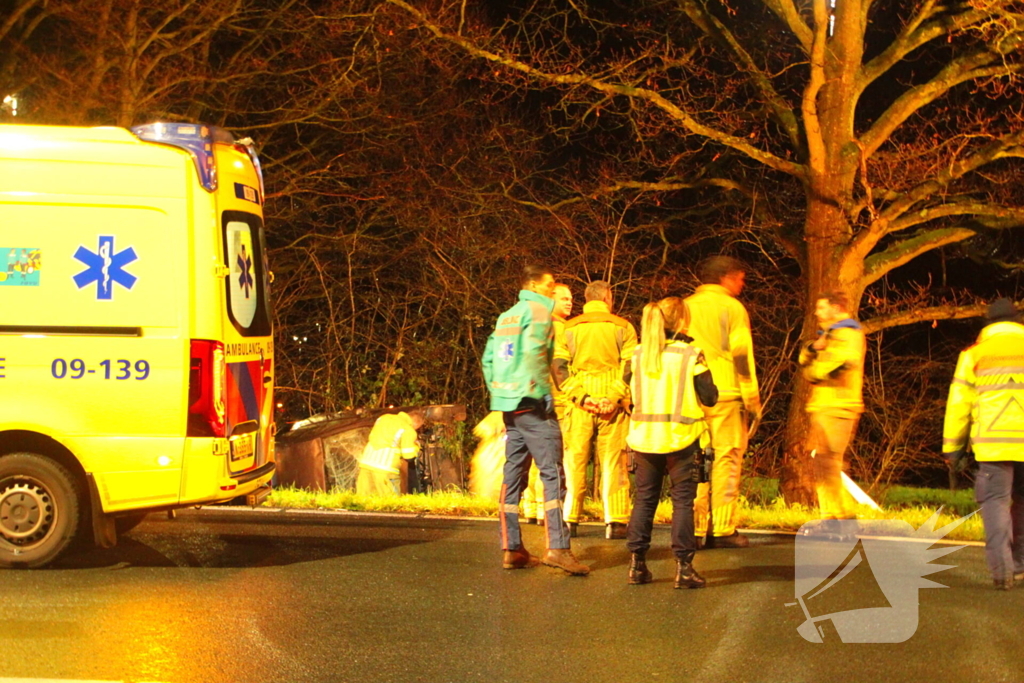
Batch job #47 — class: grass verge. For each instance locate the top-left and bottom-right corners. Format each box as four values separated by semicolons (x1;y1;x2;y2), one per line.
266;481;985;542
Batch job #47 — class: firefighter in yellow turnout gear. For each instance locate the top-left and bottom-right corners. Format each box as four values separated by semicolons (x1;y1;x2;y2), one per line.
686;257;761;548
943;298;1024;589
522;284;573;525
356;410;424;496
554;281;637;539
798;292;865;527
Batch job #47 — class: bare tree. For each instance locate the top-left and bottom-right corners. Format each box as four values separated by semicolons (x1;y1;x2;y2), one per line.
383;0;1024;499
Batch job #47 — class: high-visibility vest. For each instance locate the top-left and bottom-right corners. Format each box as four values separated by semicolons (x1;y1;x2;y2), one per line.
358;412;419;474
944;321;1024;462
627;340;709;454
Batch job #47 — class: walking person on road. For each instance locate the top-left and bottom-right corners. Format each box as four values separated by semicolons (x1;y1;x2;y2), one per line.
625;297;717;588
482;265;589;576
797;292;865;536
685;257;760;549
943;298;1024;590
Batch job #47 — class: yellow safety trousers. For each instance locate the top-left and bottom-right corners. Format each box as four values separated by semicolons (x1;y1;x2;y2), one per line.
356;467;401;497
693;400;747;537
808;411;860;520
563;403;631;524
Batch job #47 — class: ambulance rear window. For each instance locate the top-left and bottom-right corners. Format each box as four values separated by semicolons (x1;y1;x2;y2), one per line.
222;211;271;336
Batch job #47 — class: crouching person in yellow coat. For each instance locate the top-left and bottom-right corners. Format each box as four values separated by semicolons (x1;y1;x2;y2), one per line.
469;411;508;502
356;410;424;496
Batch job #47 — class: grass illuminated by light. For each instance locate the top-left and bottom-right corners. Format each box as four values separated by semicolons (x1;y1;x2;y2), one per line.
265;481;985;542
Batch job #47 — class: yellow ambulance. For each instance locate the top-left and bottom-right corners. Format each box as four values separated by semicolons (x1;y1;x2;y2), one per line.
0;122;276;567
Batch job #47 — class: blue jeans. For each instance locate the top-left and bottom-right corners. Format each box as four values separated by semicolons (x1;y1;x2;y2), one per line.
975;461;1024;581
627;443;699;563
501;399;570;550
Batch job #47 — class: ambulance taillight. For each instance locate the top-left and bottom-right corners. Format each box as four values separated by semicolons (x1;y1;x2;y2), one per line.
187;339;227;437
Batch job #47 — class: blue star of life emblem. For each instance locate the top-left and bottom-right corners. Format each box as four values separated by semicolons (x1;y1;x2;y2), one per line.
499;341;515;361
72;236;138;300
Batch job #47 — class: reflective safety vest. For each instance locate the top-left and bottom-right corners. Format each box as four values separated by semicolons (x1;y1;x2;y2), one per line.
944;321;1024;462
627;340;709;454
358;412;419;474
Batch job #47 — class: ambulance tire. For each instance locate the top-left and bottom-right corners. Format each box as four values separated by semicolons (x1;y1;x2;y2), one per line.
114;513;148;536
0;453;82;569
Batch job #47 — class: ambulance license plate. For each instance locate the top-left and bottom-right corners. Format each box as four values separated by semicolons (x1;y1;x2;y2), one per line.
230;434;255;461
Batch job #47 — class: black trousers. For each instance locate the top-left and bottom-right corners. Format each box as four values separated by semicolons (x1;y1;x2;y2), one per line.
626;443;699;563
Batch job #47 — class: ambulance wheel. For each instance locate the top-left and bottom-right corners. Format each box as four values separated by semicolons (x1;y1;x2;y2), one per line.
0;453;81;568
114;512;148;536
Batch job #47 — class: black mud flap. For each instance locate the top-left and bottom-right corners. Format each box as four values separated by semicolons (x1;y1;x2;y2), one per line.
86;474;118;549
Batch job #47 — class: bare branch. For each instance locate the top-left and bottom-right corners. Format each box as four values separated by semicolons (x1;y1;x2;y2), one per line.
861;226;976;286
857;1;1011;91
862;301;1003;334
859;51;1016;158
800;0;829;174
886;202;1024;234
760;0;813;53
385;0;806;178
677;0;802;150
879;130;1024;223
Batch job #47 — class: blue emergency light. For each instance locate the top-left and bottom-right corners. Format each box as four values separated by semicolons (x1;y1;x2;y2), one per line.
131;122;224;192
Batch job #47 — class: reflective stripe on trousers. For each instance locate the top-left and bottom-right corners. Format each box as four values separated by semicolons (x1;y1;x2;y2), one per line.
500;404;570;550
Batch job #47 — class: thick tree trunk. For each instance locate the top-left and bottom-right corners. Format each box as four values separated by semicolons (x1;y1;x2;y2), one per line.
779;195;863;505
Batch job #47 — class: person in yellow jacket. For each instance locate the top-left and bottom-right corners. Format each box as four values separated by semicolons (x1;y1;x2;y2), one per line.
943;298;1024;589
626;297;717;588
798;292;865;532
685;256;760;548
554;280;638;539
469;411;507;501
522;283;573;525
356;410;425;496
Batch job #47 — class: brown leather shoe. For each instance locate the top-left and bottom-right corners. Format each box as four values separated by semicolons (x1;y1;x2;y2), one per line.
995;578;1014;591
709;531;749;549
628;553;652;585
674;560;706;589
503;545;540;569
606;522;627;540
543;548;590;575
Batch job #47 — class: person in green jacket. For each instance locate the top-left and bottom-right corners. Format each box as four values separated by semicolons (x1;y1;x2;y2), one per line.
482;265;589;576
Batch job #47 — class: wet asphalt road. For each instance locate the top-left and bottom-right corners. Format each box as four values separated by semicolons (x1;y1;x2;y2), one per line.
0;508;1021;683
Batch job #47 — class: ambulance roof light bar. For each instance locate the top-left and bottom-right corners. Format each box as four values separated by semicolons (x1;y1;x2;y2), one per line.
131;122;236;192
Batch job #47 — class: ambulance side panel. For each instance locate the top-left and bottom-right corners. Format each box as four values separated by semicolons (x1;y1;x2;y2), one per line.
0;129;189;512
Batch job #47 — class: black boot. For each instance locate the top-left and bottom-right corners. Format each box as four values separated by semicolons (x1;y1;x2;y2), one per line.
674;560;706;589
628;553;652;585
